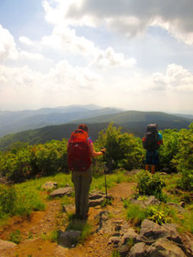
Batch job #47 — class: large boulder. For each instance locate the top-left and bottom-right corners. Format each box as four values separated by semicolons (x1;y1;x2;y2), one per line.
146;238;187;257
139;219;168;242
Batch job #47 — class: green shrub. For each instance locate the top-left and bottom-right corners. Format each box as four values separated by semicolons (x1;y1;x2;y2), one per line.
147;205;171;225
0;185;16;218
136;170;166;200
177;169;193;191
159;129;179;172
10;230;22;244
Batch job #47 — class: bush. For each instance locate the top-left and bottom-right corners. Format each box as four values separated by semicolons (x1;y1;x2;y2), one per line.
159;129;179;172
0;185;16;218
178;169;193;191
147;205;171;225
0;139;68;182
136;170;165;200
96;123;144;171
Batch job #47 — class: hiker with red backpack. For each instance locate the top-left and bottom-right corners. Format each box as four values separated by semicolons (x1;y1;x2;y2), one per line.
142;124;163;174
67;124;106;220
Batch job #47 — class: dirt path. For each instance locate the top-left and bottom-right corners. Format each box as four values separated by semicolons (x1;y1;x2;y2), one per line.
0;182;136;257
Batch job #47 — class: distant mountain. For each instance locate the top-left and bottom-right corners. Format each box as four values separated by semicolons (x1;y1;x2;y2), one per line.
0;105;121;137
0;110;191;150
73;110;191;130
174;113;193;120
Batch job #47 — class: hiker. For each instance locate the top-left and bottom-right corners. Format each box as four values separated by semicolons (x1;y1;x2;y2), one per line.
142;123;163;174
67;124;106;219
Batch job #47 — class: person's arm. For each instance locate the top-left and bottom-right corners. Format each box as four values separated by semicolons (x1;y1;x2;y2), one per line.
89;142;105;157
158;133;163;145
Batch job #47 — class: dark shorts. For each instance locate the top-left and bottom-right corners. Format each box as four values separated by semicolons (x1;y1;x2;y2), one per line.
146;151;159;165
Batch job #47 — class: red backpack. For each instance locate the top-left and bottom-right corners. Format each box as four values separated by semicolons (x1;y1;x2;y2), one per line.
67;129;92;172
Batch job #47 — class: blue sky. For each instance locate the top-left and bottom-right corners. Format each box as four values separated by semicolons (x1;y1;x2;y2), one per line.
0;0;193;113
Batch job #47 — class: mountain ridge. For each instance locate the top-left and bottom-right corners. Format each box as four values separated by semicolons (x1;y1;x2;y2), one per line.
0;109;192;150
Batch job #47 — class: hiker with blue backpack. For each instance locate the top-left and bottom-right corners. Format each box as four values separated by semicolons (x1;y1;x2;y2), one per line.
142;124;163;174
67;124;106;220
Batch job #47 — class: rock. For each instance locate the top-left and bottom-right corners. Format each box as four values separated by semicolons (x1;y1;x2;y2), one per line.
50;187;73;197
118;244;131;257
121;229;139;245
89;198;104;207
140;219;168;241
129;242;147;257
112;232;122;237
0;239;17;251
115;224;122;231
58;230;81;247
42;181;58;190
89;191;113;207
95;211;110;232
130;196;160;208
113;220;123;231
108;236;121;246
166;202;185;213
180;233;193;257
162;224;182;244
89;192;105;200
147;238;187;257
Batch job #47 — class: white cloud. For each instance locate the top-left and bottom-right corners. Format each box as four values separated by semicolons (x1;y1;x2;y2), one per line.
91;47;136;69
152;64;193;91
0;24;18;61
19;36;34;46
41;25;98;57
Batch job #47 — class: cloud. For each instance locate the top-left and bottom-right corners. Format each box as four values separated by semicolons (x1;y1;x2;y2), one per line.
152;64;193;91
19;36;34;46
41;25;98;57
91;47;136;69
0;24;18;62
48;0;193;44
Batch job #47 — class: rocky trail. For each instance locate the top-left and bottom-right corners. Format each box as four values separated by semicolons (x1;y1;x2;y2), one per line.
0;181;136;257
0;179;193;257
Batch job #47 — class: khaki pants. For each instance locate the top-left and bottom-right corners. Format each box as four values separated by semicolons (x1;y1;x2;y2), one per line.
71;168;92;219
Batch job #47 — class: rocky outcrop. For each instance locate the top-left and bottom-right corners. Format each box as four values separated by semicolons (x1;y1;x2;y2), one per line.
108;219;192;257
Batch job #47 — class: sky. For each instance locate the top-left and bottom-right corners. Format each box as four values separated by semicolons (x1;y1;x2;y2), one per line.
0;0;193;114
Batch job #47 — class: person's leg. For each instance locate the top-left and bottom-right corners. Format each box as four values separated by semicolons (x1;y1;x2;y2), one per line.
151;151;158;174
79;168;92;219
71;172;81;217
